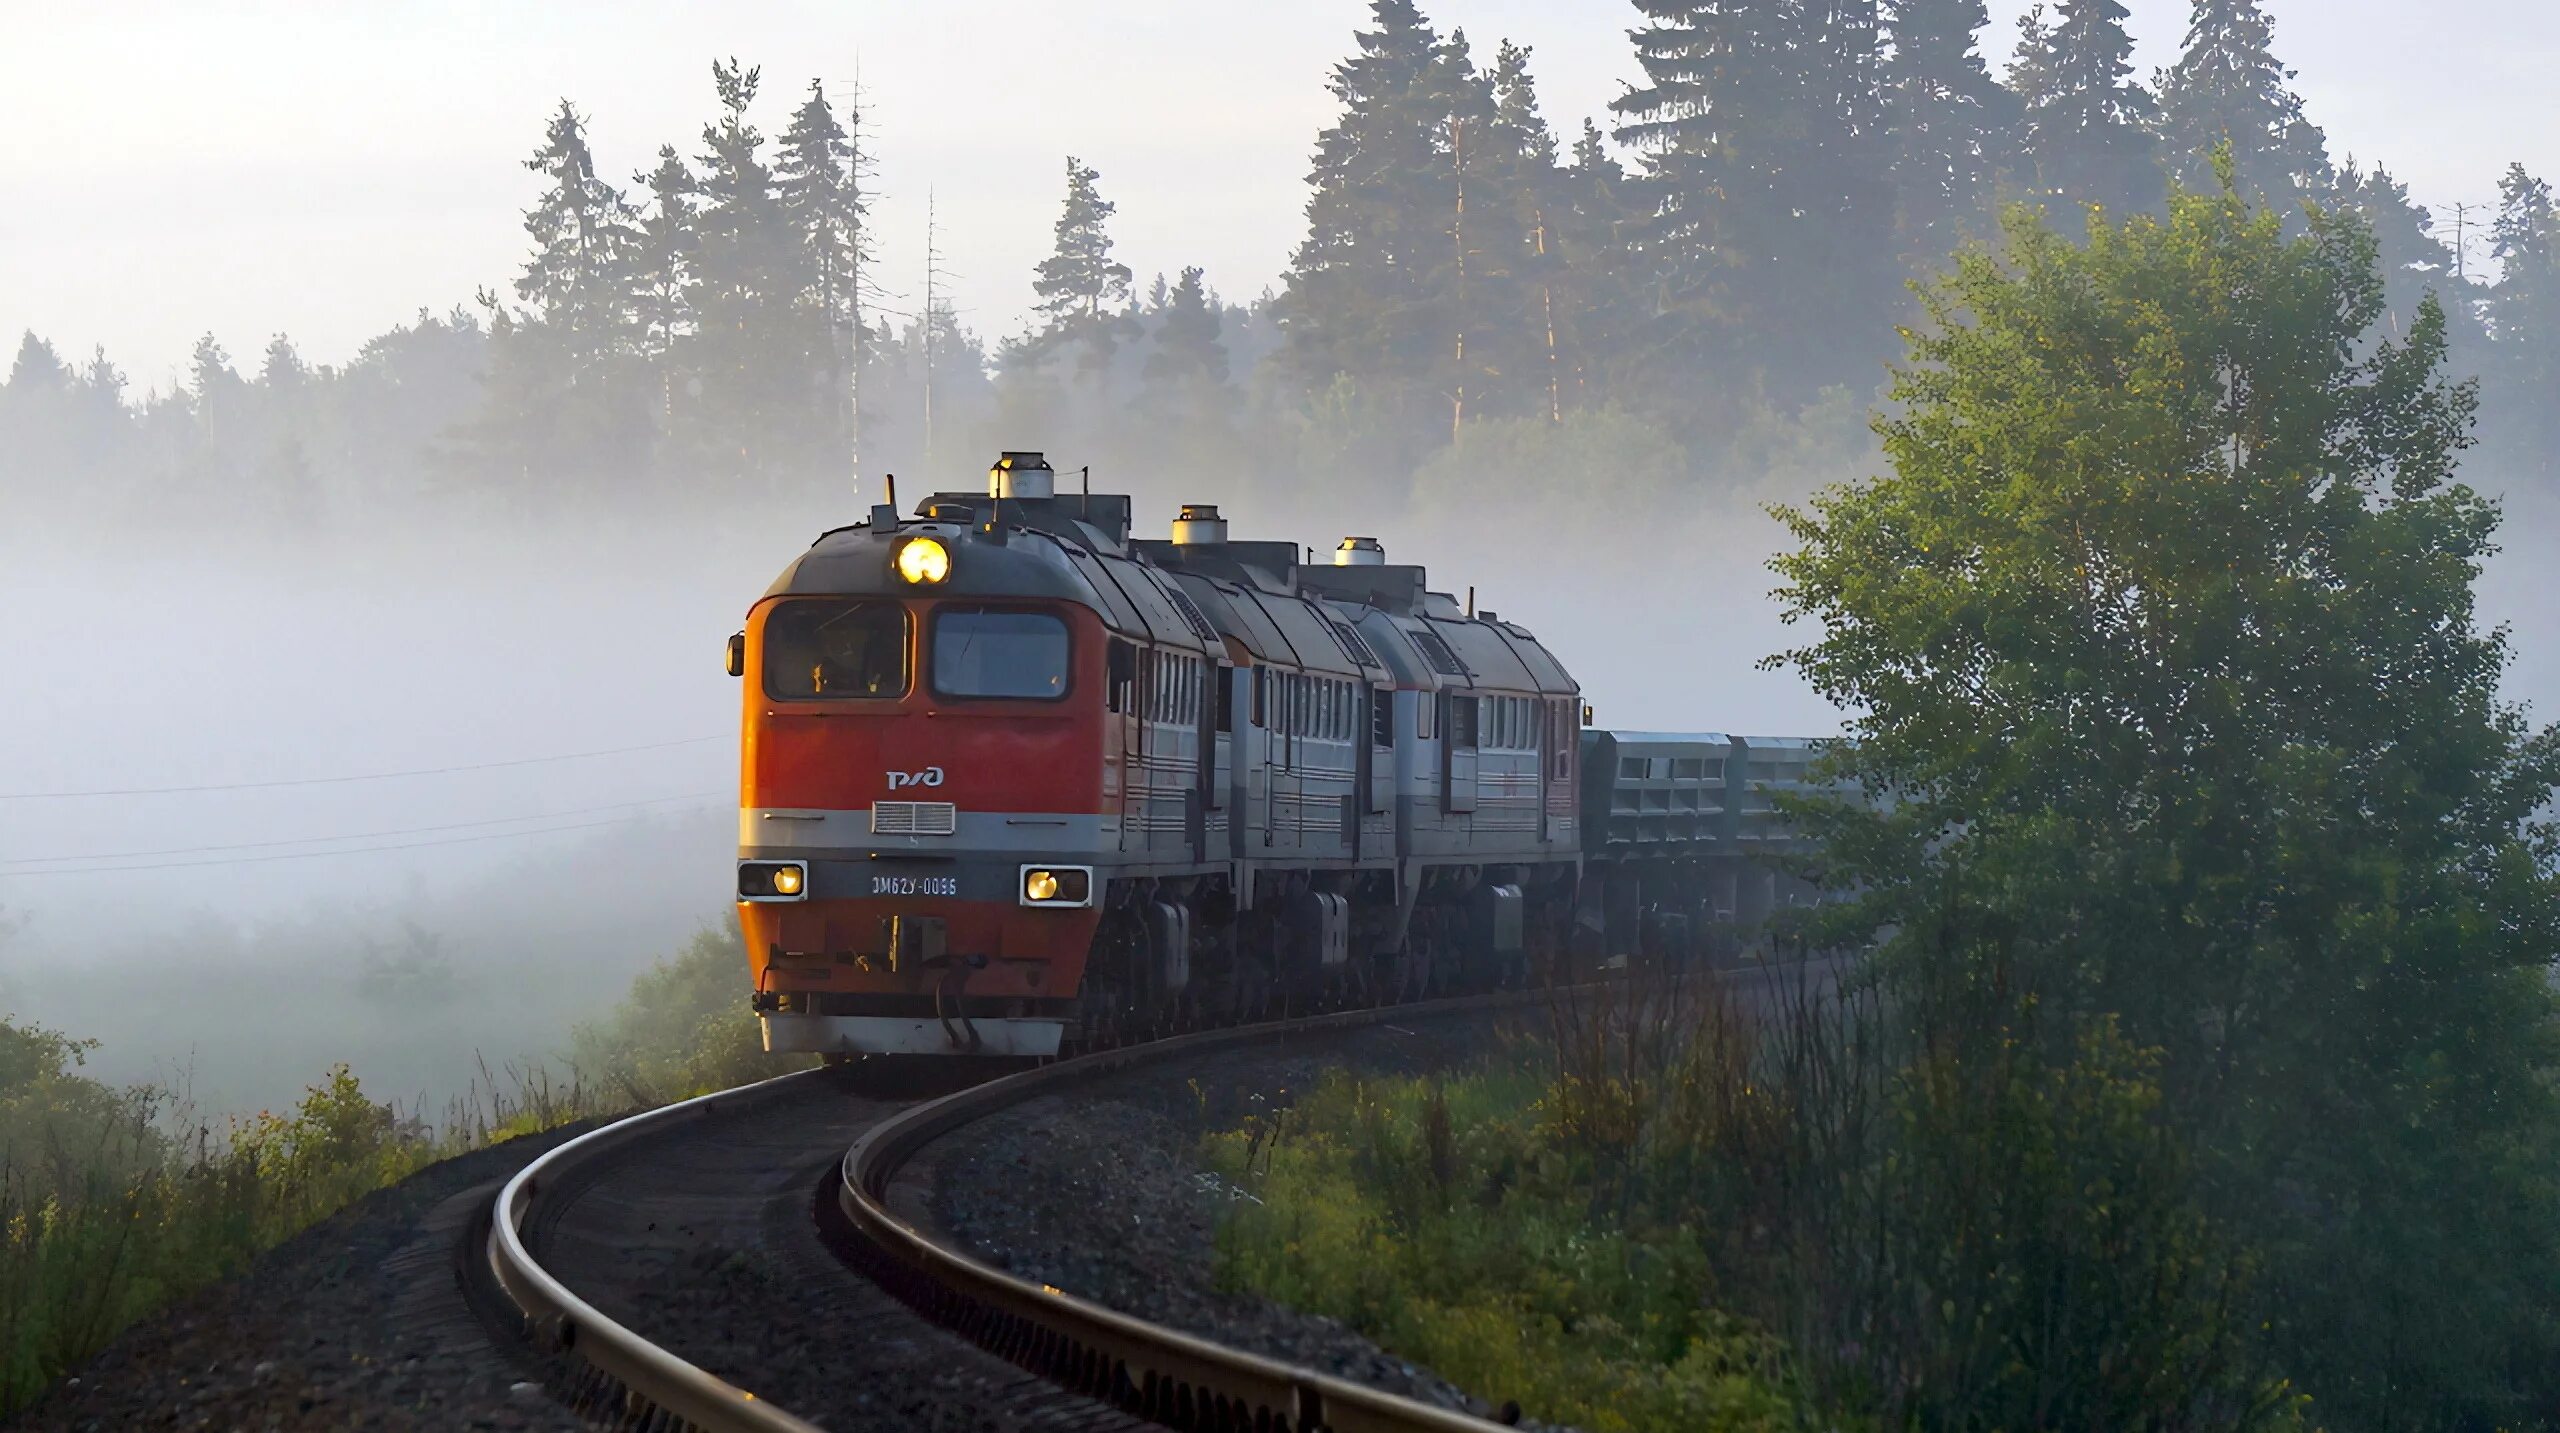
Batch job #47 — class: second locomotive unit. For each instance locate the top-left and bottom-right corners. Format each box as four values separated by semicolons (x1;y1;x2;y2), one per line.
733;452;1812;1057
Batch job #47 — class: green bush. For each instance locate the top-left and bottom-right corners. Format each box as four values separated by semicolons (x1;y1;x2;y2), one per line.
0;1050;449;1412
567;919;789;1103
1211;976;2303;1433
1206;1064;1802;1433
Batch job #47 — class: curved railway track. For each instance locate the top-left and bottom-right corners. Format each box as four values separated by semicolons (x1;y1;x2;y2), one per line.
485;992;1551;1432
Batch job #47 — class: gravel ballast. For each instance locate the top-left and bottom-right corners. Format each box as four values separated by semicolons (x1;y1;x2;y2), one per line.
928;1011;1547;1426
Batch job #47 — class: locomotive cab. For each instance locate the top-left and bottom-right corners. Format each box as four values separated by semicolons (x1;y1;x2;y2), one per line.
735;463;1129;1058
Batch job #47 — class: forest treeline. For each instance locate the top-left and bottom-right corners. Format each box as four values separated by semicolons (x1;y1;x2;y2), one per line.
5;0;2559;536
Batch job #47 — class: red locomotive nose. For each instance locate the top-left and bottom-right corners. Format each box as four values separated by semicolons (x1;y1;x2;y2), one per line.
736;591;1112;1056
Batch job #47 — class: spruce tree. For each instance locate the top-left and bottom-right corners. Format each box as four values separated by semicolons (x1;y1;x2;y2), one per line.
689;58;819;483
7;333;68;392
2010;0;2160;216
630;146;698;359
2487;162;2560;476
1798;0;1901;378
1131;266;1238;461
1030;156;1136;366
516;100;638;368
2328;157;2468;343
1145;267;1230;388
1881;0;2006;263
776;78;872;456
1612;0;1858;398
1281;0;1455;456
2156;0;2328;209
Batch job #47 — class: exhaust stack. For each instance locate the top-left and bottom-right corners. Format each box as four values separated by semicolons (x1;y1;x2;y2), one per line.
1172;504;1230;545
989;451;1056;500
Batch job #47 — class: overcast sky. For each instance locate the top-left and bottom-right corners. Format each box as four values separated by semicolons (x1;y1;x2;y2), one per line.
8;0;2554;391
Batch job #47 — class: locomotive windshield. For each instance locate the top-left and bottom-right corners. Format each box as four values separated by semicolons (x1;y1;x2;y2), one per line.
763;599;909;699
932;607;1070;700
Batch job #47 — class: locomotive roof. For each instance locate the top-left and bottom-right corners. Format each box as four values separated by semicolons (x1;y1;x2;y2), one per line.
762;483;1577;696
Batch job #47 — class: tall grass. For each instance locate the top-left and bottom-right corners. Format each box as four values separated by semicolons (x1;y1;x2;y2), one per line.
0;915;779;1417
1208;956;2303;1432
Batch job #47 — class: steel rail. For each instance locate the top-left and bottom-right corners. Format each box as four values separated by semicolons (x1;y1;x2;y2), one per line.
839;990;1564;1433
486;1069;833;1433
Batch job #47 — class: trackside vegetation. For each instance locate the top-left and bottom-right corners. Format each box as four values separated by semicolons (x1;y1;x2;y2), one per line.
1211;175;2560;1433
0;919;770;1416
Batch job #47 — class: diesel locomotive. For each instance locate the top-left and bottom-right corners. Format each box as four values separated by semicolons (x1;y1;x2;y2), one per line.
731;452;1823;1058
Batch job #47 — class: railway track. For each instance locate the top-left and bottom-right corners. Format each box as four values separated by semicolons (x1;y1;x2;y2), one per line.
484;991;1553;1432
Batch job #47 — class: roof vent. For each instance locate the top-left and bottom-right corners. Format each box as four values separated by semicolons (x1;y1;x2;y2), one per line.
1173;503;1229;545
990;451;1055;500
1334;536;1385;567
1479;610;1499;623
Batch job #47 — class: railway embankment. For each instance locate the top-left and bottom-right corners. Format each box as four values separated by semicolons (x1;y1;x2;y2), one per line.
6;1123;591;1433
924;1013;1523;1423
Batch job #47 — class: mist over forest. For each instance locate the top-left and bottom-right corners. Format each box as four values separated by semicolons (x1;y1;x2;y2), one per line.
5;0;2559;1112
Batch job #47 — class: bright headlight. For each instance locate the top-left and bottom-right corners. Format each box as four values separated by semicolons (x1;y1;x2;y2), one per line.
1020;866;1093;907
739;860;810;902
896;537;951;585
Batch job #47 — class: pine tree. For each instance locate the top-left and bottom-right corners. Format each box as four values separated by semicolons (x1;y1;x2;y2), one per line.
1881;0;2006;263
1485;40;1577;423
777;78;872;459
259;334;307;391
2490;162;2557;339
1030;156;1136;366
1435;28;1516;435
630;146;698;359
1488;40;1560;172
2010;0;2160;216
188;334;243;416
516;100;637;367
2156;0;2328;209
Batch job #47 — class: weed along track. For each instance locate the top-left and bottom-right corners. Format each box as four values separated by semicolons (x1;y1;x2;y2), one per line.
479;988;1629;1432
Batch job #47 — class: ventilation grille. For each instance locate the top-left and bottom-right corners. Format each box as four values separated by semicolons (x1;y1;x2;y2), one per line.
1328;620;1380;669
1162;582;1221;643
1409;629;1467;678
870;801;958;836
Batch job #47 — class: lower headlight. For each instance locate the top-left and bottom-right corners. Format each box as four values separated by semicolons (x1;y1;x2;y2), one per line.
739;860;811;901
1019;865;1094;907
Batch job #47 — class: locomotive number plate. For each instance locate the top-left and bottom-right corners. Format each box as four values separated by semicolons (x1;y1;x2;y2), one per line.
872;874;959;897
